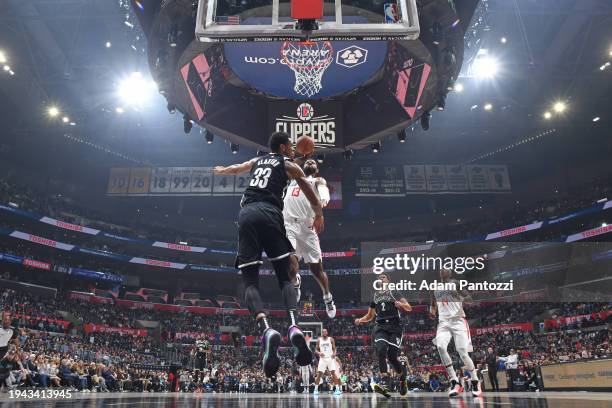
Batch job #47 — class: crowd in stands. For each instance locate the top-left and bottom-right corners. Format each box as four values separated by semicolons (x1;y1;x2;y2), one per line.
1;286;610;393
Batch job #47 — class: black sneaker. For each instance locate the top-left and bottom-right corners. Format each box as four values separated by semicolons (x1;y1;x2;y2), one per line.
399;377;408;397
373;383;391;398
288;325;313;366
262;328;281;378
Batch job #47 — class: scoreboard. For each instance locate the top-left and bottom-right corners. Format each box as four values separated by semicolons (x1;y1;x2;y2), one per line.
107;167;250;196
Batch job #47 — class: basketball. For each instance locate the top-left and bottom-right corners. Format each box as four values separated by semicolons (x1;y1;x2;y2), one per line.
296;135;316;156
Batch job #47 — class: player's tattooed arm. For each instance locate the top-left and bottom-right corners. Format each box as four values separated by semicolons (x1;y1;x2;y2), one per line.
213;157;258;175
285;161;324;233
316;177;330;207
428;291;437;319
354;306;376;325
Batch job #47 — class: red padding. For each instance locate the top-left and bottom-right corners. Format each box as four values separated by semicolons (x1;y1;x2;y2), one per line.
291;0;324;20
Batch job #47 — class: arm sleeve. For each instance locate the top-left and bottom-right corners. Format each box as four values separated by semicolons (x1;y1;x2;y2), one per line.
369;302;376;309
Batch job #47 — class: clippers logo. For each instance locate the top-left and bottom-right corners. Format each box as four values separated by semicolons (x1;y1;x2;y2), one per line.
297;103;314;121
275;103;336;148
336;46;368;68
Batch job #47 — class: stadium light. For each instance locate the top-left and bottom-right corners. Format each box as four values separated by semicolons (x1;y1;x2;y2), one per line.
117;72;157;108
472;52;500;79
3;65;10;72
371;141;381;153
0;51;6;64
115;107;124;114
106;41;112;48
553;101;567;113
484;103;493;111
454;83;464;92
62;116;70;123
593;117;600;122
543;112;552;120
48;106;60;118
501;37;507;44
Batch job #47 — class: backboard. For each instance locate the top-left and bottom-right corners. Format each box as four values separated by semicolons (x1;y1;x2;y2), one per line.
196;0;420;42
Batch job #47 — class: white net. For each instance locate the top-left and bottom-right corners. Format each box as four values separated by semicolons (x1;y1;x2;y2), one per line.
281;41;334;98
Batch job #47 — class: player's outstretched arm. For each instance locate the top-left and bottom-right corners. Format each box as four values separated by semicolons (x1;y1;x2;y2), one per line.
395;297;412;312
428;291;437;319
316;177;330;208
354;307;376;325
213;157;258;175
285;161;324;233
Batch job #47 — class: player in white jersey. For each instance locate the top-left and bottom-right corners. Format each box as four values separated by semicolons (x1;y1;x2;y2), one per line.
313;329;341;395
430;268;482;398
284;159;336;318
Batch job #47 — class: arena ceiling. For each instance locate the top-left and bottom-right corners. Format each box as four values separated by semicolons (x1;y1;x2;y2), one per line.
0;0;611;166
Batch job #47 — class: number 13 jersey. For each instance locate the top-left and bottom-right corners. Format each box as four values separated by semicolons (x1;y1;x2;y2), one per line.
241;153;290;210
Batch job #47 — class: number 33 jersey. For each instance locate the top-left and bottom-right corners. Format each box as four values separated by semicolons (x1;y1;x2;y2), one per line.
241;153;290;210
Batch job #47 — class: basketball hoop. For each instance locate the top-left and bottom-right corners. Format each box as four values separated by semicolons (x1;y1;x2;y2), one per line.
281;41;333;98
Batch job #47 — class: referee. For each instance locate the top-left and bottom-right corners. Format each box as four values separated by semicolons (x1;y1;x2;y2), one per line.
485;346;500;391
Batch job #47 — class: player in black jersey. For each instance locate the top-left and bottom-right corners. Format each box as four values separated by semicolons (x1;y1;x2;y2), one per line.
213;132;324;378
355;272;412;398
192;336;211;384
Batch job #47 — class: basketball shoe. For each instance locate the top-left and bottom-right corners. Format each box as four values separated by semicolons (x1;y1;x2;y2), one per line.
289;325;313;366
471;380;482;397
262;328;281;378
448;380;464;398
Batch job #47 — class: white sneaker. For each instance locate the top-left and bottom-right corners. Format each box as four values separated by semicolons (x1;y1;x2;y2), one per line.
324;295;336;318
471;380;482;397
448;381;463;398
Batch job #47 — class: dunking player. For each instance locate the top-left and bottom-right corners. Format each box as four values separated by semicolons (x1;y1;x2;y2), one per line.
192;336;211;385
313;329;341;396
213;132;323;378
429;268;482;397
355;272;412;398
284;158;336;318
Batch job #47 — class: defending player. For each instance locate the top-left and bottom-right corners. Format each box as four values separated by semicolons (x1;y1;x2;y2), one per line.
355;272;412;398
284;158;336;318
429;268;482;398
299;335;313;393
313;329;341;396
213;132;323;378
192;336;211;384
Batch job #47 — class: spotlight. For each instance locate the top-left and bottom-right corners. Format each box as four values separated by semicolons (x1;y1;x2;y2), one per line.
553;101;567;113
183;115;193;134
3;65;9;72
0;51;6;64
115;107;124;114
105;41;112;48
472;54;500;79
484;103;493;111
343;149;353;160
166;103;176;114
168;25;179;47
117;71;157;107
316;154;325;164
397;130;406;143
8;70;14;76
436;93;446;111
204;129;214;144
421;110;431;130
501;37;507;44
231;143;239;154
62;116;70;123
454;83;464;92
593;117;600;122
48;106;60;118
543;111;552;120
371;141;381;153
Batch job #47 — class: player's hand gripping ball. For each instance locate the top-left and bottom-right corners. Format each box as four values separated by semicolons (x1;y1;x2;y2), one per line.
295;136;315;156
